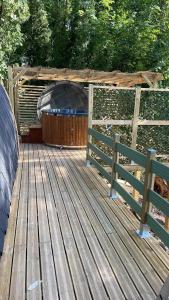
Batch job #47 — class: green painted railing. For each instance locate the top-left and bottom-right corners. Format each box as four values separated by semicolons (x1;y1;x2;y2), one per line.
87;128;169;248
87;128;113;183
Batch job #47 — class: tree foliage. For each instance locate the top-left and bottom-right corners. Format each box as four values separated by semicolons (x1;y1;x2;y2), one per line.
0;0;29;77
0;0;169;79
20;0;51;66
0;0;168;153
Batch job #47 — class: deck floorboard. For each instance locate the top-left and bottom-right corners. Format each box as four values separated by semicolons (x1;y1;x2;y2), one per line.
0;144;169;300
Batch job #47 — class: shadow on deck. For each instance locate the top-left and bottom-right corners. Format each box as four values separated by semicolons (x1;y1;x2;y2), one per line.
0;144;169;300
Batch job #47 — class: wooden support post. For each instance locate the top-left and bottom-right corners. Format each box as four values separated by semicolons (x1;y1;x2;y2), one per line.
86;84;94;166
153;81;158;89
13;67;27;84
14;83;19;130
132;170;141;201
8;66;14;112
141;74;153;88
137;148;156;238
110;133;120;199
131;87;141;150
165;182;169;230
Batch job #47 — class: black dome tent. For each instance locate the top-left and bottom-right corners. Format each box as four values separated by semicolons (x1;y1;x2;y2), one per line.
0;85;19;255
37;81;88;117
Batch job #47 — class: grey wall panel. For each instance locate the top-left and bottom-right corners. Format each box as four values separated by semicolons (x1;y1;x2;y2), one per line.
0;85;19;255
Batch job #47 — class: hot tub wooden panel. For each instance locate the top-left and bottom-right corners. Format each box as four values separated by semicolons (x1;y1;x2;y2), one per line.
42;113;88;147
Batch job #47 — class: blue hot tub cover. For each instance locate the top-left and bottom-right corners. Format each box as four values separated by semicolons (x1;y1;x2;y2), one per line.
42;108;88;116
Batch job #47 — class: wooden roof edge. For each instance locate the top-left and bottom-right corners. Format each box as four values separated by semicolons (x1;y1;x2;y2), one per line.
12;66;163;77
11;66;164;86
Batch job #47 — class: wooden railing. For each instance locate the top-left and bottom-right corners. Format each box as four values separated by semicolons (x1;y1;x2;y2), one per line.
86;128;169;248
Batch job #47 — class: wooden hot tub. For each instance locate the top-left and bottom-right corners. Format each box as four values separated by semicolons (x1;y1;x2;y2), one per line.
42;109;88;148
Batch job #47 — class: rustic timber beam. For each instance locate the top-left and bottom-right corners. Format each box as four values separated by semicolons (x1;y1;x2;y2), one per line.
12;67;163;86
13;67;28;84
141;74;154;88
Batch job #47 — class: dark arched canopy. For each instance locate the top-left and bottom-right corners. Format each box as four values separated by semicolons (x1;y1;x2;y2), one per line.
37;81;88;117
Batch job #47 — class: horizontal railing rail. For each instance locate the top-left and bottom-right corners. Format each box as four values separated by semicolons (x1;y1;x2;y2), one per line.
115;163;144;195
87;155;112;183
87;128;169;248
116;143;147;168
88;142;112;166
152;160;169;181
87;128;113;184
149;190;169;216
114;181;142;216
88;128;113;147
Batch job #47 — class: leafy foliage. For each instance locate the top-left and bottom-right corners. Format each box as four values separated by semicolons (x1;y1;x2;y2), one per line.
93;88;169;155
1;0;169;78
20;0;51;66
0;0;29;77
0;0;169;154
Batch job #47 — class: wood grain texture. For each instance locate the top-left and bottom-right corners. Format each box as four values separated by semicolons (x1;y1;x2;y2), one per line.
13;66;163;87
42;113;88;147
0;145;169;300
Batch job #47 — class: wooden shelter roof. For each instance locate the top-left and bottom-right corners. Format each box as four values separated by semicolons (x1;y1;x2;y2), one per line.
13;67;163;87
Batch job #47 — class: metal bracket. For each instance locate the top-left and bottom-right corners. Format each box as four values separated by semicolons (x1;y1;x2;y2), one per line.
86;160;91;167
108;189;118;200
136;223;152;239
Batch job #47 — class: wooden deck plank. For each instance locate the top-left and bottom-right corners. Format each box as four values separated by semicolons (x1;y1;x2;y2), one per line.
51;148;146;299
37;145;78;300
63;150;169;292
0;145;23;300
54;148;157;300
41;145;108;300
54;148;158;299
72;149;169;254
75;150;169;266
33;144;59;300
90;162;169;277
0;145;169;300
9;144;29;300
26;144;42;300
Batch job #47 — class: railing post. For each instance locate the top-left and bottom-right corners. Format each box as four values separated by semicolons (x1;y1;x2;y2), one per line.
131;87;141;150
165;181;169;230
137;148;156;238
109;133;120;199
86;84;94;167
132;169;141;201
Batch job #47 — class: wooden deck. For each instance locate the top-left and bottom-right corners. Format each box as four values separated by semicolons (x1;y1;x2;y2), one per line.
0;144;169;300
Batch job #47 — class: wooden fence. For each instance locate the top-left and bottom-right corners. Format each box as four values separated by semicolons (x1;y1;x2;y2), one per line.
89;84;169;151
86;128;169;248
17;85;46;133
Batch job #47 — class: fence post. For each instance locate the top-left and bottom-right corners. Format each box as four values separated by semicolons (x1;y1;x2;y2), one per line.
165;182;169;230
109;133;120;199
132;169;141;201
86;84;94;167
131;86;141;150
137;148;156;238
